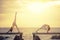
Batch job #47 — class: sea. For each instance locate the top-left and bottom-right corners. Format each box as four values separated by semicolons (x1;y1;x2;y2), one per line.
0;27;60;40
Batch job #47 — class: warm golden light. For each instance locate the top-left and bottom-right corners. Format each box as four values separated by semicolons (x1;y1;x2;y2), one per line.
27;2;44;13
0;0;60;28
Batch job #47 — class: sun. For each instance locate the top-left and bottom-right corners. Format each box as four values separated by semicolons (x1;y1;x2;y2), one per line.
27;2;44;13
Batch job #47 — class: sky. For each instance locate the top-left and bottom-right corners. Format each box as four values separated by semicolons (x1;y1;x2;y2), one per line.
0;0;60;28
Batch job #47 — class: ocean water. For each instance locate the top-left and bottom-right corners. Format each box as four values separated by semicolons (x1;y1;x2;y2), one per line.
0;28;60;40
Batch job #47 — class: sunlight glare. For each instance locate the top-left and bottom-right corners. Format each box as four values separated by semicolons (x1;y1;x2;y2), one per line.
27;2;44;13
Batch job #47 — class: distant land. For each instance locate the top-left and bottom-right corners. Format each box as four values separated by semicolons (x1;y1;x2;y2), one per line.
0;27;60;33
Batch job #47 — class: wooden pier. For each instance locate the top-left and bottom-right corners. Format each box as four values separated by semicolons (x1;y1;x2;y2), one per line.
33;33;60;34
0;33;22;35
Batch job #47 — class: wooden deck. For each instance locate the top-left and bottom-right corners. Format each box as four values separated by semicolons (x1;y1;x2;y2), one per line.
0;33;22;35
33;33;60;34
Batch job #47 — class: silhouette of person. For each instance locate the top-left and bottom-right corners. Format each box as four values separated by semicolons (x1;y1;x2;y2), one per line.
36;24;50;33
41;24;50;33
33;34;41;40
14;35;20;40
35;36;40;40
7;27;13;33
14;35;24;40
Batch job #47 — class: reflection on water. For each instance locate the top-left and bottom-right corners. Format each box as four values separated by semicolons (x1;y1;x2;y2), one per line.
0;28;60;40
0;35;15;40
0;35;60;40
